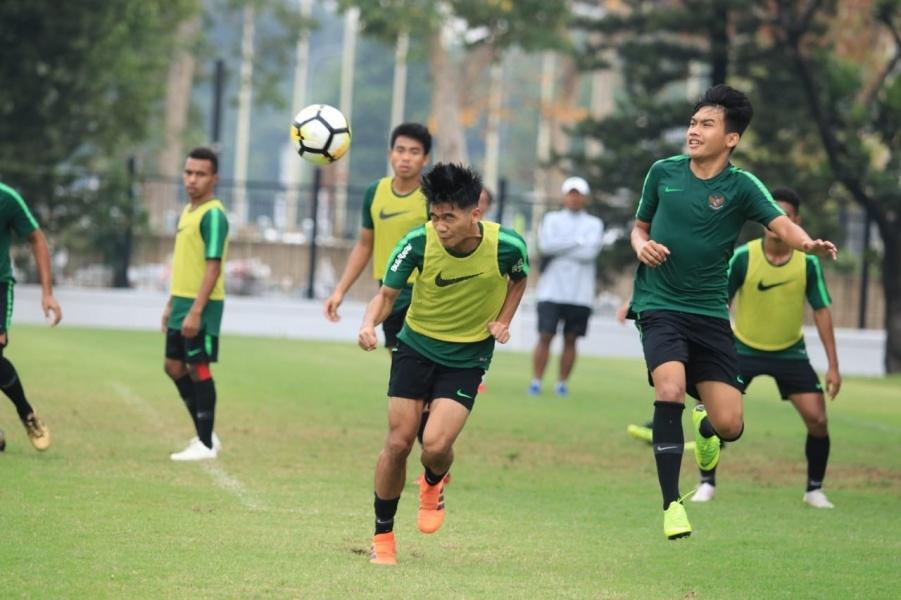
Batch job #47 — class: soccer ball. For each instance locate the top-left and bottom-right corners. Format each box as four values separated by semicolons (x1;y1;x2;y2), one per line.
290;104;352;166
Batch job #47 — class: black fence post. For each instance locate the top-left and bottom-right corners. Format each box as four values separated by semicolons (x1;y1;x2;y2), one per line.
306;168;322;299
858;209;872;329
497;178;508;226
211;59;226;149
114;156;137;288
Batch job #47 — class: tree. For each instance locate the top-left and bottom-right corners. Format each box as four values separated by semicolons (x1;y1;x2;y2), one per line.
337;0;571;162
0;0;198;285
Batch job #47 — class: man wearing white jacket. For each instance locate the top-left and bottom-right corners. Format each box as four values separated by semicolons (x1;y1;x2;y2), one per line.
529;177;604;397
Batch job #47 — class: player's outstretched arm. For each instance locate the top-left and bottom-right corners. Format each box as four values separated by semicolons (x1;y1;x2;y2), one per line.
324;228;375;322
358;285;401;351
630;220;670;267
769;216;838;260
488;277;528;344
813;307;842;399
27;229;61;325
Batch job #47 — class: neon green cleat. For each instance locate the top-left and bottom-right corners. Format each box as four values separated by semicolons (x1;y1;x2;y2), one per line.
692;405;720;471
627;423;653;443
663;501;692;539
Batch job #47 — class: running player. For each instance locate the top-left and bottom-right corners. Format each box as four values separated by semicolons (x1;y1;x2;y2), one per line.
324;123;431;349
0;181;62;451
163;147;229;461
690;187;841;508
629;85;837;539
359;163;529;565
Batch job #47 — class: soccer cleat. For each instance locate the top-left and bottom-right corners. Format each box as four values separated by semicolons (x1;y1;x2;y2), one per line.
690;482;716;502
663;501;692;540
554;382;569;397
189;433;222;452
22;413;50;451
803;489;834;509
170;438;218;461
692;405;720;471
369;531;397;565
527;381;541;396
417;473;449;534
627;423;653;443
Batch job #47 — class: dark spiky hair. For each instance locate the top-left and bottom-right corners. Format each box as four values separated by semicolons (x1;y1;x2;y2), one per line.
421;163;482;210
187;146;219;173
390;122;432;155
693;84;753;135
770;187;801;212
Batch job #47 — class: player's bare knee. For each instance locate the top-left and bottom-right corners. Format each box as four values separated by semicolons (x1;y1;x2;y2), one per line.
717;419;745;442
806;413;828;436
164;359;186;379
421;434;452;459
655;383;685;403
384;432;415;460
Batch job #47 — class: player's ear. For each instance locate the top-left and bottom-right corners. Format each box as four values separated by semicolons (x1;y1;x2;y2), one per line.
725;131;740;150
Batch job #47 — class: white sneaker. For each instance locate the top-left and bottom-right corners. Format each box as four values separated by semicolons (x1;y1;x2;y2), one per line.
803;489;834;508
170;438;218;461
690;482;716;502
188;432;221;452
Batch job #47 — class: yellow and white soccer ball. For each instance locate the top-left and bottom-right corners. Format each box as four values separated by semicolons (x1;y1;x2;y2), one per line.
290;104;352;166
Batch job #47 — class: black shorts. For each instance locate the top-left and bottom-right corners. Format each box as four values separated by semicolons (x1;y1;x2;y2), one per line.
387;341;484;410
637;310;740;400
0;281;13;333
382;305;409;348
537;301;592;337
165;328;219;363
738;354;823;399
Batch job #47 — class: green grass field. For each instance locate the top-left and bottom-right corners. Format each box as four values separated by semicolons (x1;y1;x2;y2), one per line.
0;325;899;598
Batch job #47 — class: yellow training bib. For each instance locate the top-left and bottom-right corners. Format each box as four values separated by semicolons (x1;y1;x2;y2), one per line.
370;177;428;280
170;199;228;300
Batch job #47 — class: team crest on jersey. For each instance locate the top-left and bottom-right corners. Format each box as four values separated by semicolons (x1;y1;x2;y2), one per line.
708;193;726;210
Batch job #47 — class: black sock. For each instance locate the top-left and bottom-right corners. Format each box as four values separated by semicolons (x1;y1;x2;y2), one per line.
805;434;830;491
374;494;400;534
653;401;685;509
0;357;34;420
173;375;199;432
699;416;717;439
193;378;216;449
424;466;447;486
700;466;717;486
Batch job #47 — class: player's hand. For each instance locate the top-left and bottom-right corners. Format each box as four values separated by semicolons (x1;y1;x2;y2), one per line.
488;321;510;344
324;291;344;322
825;367;841;400
615;302;629;325
637;240;670;267
358;325;378;351
181;311;201;339
161;307;171;332
42;294;62;326
801;239;838;261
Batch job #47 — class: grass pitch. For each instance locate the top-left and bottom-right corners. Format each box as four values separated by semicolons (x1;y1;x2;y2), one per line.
0;325;899;598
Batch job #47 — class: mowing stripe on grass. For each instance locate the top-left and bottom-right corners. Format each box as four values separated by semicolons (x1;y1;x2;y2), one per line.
110;381;266;511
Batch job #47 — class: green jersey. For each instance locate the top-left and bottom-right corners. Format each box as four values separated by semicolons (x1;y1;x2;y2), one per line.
631;155;785;320
0;182;40;283
383;222;529;369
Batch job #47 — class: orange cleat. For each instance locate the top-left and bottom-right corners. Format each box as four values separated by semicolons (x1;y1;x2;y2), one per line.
417;473;450;534
369;531;397;565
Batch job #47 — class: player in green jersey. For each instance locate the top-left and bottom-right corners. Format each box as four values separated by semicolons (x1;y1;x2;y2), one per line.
690;187;841;508
0;181;62;451
358;164;529;565
629;85;837;539
163;147;229;462
324;123;431;349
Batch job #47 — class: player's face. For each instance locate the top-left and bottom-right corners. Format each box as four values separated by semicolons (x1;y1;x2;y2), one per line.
430;202;481;250
183;158;218;201
686;106;739;160
562;190;587;211
389;135;428;180
766;200;799;240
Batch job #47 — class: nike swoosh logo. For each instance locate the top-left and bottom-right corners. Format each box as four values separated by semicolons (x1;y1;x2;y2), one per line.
664;186;683;192
187;348;202;356
757;280;790;291
456;389;473;399
435;272;481;287
379;208;410;220
655;445;681;452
